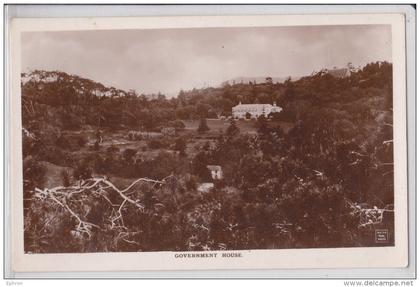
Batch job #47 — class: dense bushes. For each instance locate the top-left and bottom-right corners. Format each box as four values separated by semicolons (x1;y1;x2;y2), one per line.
23;156;46;195
147;138;169;149
24;173;389;253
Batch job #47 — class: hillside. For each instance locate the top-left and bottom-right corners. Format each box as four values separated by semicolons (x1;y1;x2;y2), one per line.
22;70;131;98
22;62;392;128
22;62;395;252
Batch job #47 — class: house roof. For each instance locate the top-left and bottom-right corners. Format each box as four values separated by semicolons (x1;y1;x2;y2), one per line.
327;68;349;78
232;103;276;109
206;165;222;171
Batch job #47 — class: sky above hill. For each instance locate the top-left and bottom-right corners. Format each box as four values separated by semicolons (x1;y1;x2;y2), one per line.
22;25;392;97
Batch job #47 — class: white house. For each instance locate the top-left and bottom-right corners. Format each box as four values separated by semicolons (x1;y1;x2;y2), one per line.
327;67;351;78
326;63;357;78
232;102;282;119
206;165;223;180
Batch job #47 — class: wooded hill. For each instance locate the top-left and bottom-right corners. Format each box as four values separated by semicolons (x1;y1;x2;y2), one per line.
22;62;392;129
22;62;395;252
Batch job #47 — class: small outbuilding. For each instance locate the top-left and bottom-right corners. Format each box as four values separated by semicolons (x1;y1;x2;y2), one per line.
206;165;223;180
197;182;214;193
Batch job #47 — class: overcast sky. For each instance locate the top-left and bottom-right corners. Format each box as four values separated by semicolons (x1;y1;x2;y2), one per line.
22;25;391;97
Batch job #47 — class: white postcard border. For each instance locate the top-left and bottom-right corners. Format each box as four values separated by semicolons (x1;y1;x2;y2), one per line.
8;13;408;273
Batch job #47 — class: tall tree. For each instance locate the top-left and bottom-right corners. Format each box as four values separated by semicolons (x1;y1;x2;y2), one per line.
226;119;239;137
197;118;210;133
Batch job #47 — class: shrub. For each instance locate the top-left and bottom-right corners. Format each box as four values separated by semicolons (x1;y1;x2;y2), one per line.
77;135;88;147
73;161;93;181
23;156;46;193
185;174;199;191
61;112;82;130
226;119;239;137
192;151;212;181
56;135;71;150
123;148;137;163
197;118;210;133
148;138;168;149
145;151;178;179
93;141;100;151
174;137;187;156
61;169;71;186
106;145;119;153
168;120;186;130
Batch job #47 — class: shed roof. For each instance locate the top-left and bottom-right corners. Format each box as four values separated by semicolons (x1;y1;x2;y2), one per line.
206;165;222;171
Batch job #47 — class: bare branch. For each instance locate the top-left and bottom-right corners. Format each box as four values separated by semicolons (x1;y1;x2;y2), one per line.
32;176;166;240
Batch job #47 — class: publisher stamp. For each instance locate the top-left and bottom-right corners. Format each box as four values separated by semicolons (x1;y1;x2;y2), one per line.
375;229;389;243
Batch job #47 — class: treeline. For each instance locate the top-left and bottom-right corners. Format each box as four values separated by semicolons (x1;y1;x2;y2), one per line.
22;62;391;132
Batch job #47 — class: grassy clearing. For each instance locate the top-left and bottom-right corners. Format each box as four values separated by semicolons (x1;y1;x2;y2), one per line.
182;118;293;135
182;118;258;134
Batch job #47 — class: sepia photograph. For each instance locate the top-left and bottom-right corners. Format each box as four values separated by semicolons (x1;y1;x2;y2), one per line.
19;23;396;254
6;10;412;274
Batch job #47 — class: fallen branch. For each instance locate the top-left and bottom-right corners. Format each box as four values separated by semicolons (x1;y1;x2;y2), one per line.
35;187;100;237
33;176;167;240
345;199;393;228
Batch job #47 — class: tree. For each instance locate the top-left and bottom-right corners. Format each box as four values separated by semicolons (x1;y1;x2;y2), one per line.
256;115;269;134
192;151;212;181
226;119;239;137
147;151;178;179
61;169;71;186
157;92;166;101
77;135;88;147
174;137;187;157
23;156;46;192
56;135;71;150
268;112;282;121
196;103;211;118
148;138;168;149
168;120;185;130
95;129;102;143
237;154;268;188
123;148;137;164
202;141;211;151
245;112;252;119
265;77;273;85
93;141;100;151
73;161;93;181
197;118;210;133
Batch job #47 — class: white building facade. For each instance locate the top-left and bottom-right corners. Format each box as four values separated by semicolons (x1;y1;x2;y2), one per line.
206;165;223;180
232;102;282;119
